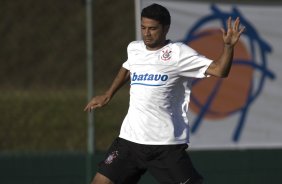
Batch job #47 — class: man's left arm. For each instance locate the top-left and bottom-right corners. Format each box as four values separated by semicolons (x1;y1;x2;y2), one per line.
206;17;245;78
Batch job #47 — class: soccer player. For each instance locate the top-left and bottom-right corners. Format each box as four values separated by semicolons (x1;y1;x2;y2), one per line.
84;3;245;184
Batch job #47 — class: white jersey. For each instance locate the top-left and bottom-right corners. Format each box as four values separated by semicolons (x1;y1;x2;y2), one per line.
119;40;212;145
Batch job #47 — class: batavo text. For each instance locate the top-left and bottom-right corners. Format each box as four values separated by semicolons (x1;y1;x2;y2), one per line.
131;72;169;81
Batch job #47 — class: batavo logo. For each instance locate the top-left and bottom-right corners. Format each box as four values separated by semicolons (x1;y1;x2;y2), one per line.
131;72;169;86
182;5;276;142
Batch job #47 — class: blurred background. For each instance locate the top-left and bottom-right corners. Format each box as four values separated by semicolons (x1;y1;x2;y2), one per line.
0;0;281;184
0;0;134;153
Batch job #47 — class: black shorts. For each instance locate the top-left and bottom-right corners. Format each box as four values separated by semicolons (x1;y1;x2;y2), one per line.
98;137;203;184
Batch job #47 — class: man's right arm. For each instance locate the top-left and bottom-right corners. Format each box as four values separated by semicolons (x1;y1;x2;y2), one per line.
84;67;130;112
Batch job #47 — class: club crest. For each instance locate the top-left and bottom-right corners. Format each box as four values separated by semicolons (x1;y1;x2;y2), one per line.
160;48;172;61
104;151;119;164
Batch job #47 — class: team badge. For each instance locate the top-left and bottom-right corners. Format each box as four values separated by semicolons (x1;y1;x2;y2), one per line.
160;48;172;61
104;151;119;164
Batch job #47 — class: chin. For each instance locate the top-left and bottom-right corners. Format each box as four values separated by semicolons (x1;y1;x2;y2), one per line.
145;42;156;48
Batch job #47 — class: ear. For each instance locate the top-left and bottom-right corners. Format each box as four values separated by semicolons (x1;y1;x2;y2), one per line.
163;25;170;34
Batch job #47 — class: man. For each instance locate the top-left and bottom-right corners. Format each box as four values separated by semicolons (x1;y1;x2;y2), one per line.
84;3;244;184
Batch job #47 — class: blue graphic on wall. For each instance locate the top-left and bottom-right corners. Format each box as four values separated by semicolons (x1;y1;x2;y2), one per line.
182;5;276;142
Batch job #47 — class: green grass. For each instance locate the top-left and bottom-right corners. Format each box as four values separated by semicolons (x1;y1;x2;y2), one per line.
0;88;129;152
0;89;86;152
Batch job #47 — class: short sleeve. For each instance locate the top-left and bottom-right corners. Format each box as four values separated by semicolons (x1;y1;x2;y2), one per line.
122;41;142;70
122;41;136;70
122;60;129;70
177;43;213;78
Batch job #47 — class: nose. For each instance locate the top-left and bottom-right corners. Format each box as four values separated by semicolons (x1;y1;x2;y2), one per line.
144;28;150;36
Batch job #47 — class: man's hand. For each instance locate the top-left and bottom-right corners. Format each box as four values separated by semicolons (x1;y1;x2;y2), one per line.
83;67;130;112
84;94;111;112
221;17;245;46
206;17;245;78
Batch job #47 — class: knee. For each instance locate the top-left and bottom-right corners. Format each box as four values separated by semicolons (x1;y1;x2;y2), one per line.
91;173;113;184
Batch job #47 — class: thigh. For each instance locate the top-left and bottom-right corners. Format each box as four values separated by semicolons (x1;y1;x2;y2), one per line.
148;144;203;184
98;138;146;184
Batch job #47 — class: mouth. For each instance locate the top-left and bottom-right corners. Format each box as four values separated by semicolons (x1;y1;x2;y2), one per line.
144;38;152;43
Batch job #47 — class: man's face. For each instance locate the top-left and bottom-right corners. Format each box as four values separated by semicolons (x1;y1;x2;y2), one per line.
141;17;169;50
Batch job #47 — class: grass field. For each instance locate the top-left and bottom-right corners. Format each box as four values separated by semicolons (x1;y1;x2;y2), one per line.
0;87;129;152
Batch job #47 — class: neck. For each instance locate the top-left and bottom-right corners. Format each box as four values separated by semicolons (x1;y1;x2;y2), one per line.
146;40;169;51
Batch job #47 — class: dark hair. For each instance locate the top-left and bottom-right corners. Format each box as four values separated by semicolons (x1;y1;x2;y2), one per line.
141;4;171;26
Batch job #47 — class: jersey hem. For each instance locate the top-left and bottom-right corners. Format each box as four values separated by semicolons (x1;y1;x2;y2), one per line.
118;135;190;145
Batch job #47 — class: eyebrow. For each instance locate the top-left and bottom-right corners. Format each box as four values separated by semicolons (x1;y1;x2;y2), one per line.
141;24;158;28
